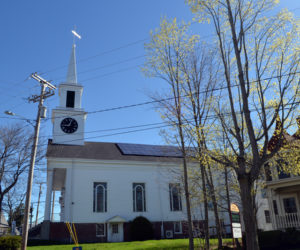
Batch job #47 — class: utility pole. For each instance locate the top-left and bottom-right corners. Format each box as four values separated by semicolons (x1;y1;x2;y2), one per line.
51;191;55;221
29;205;33;229
35;183;43;226
21;73;56;250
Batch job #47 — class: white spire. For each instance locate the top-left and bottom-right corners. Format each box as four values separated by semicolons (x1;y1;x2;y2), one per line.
66;44;77;84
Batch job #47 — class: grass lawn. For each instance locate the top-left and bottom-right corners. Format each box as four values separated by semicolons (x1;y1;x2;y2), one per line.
28;238;233;250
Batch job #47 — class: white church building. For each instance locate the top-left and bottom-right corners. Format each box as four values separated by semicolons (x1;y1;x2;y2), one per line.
37;43;230;243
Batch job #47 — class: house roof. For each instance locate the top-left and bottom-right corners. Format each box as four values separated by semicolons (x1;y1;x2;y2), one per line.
106;215;127;223
46;139;184;163
267;116;300;152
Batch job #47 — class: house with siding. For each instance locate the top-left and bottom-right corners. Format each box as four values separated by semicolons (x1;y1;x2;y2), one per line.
264;117;300;230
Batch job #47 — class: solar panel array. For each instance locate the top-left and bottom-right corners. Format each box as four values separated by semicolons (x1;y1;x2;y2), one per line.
117;143;183;158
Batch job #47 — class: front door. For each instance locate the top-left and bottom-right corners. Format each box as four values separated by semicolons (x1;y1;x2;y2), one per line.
109;223;123;242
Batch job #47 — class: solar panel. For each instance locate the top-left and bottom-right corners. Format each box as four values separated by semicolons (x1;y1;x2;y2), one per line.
117;143;183;157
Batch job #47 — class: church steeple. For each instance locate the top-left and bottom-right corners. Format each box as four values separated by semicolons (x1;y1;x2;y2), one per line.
51;30;86;145
66;44;78;84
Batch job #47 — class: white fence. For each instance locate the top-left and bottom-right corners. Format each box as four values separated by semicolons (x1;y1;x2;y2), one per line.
275;213;300;229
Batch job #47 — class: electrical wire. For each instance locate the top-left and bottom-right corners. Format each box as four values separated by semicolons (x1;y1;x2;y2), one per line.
39;71;300;122
40;38;149;76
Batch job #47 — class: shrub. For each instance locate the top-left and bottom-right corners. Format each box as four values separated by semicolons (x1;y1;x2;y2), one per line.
258;229;300;250
130;216;154;241
0;235;22;250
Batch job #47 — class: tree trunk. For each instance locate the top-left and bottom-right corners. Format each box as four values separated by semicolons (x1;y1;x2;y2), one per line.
0;195;3;219
199;162;209;249
225;166;235;247
238;175;260;250
182;156;194;250
206;165;222;249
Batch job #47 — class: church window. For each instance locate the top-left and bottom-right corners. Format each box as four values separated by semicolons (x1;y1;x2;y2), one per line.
174;221;182;234
133;183;146;212
169;183;182;211
96;223;105;237
93;182;107;212
112;224;119;234
66;91;75;108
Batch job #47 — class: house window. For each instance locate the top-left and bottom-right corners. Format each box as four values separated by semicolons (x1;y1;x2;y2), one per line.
93;182;107;212
174;221;182;234
264;210;271;223
261;189;267;199
66;91;75;108
112;224;118;234
133;183;146;212
96;223;105;237
208;201;214;211
273;200;278;215
169;183;182;211
283;197;297;213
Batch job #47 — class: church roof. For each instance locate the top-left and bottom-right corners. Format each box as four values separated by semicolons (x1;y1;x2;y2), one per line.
46;139;184;163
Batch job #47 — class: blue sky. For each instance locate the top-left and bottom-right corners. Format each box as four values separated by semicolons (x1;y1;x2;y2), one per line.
0;0;299;220
0;0;196;146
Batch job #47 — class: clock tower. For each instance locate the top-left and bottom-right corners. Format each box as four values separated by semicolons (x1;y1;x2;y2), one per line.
52;44;86;145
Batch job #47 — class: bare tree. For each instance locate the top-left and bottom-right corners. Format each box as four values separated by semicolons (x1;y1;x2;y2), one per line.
0;124;44;217
179;45;223;249
5;183;26;227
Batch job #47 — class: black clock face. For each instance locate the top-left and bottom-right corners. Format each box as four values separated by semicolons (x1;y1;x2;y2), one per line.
60;117;78;134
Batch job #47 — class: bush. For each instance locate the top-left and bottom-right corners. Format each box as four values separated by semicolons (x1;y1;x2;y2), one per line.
130;216;154;241
258;229;300;250
0;236;22;250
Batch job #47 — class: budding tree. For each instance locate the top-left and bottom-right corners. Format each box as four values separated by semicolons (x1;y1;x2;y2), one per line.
186;0;300;249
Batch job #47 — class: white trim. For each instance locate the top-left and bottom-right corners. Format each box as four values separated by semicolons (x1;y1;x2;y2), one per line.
169;183;182;212
93;182;107;213
96;223;106;237
133;183;146;212
47;157;186;167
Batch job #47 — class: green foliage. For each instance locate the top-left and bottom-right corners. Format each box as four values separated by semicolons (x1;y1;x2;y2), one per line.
0;236;21;250
129;216;154;241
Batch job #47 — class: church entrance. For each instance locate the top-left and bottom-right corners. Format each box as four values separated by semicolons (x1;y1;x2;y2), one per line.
106;216;126;242
109;222;123;242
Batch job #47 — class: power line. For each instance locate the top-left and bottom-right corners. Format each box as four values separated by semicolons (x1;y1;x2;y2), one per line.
0;99;299;161
81;64;143;82
0;29;214;108
40;38;149;76
41;71;300;122
51;55;146;82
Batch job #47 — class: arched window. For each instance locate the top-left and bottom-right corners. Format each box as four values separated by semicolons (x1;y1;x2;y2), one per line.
169;183;182;211
93;182;107;212
133;183;146;212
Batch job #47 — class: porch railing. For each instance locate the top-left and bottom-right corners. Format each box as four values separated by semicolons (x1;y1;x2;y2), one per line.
275;212;300;229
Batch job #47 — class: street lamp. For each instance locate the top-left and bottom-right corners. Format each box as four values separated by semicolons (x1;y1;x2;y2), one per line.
4;111;35;127
4;110;15;116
